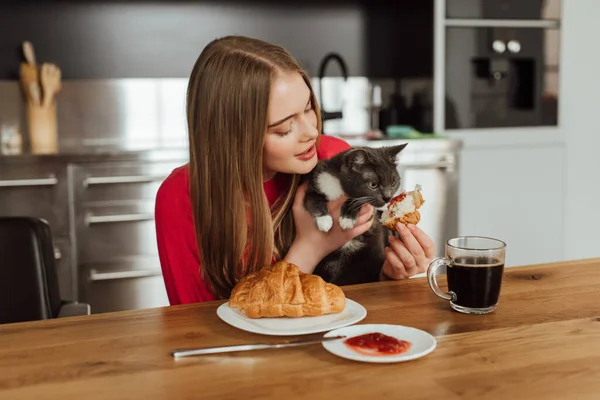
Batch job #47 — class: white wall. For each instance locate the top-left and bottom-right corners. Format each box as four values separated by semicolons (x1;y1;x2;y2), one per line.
561;0;600;260
458;143;565;267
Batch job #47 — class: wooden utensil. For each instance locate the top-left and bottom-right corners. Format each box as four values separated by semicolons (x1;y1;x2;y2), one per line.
18;40;59;153
40;63;62;107
29;82;41;106
19;41;39;105
22;41;37;65
19;63;37;104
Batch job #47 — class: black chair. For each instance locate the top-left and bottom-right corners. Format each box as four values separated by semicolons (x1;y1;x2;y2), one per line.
0;216;90;324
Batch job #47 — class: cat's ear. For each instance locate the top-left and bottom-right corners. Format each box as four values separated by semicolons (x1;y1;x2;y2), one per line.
385;143;408;160
344;148;369;172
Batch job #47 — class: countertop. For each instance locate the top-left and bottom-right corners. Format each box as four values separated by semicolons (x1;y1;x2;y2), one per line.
0;145;190;164
1;258;599;399
0;136;462;165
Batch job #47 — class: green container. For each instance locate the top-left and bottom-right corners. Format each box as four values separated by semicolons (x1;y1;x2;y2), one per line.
386;125;448;139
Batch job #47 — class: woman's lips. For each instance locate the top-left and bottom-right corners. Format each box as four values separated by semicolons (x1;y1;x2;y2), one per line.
295;144;316;161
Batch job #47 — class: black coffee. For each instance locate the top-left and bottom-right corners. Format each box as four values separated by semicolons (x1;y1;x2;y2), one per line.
447;257;504;309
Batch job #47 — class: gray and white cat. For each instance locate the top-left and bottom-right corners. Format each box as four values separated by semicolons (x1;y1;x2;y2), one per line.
303;144;407;285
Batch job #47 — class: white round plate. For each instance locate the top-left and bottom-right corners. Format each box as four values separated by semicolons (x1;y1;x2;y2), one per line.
322;324;437;363
216;299;367;336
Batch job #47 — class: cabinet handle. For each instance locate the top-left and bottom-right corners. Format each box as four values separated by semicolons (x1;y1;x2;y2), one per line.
444;19;559;29
89;268;162;281
82;175;166;187
399;161;452;170
0;174;58;188
84;212;155;226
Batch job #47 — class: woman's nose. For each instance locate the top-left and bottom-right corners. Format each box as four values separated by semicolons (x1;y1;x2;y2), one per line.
299;115;318;141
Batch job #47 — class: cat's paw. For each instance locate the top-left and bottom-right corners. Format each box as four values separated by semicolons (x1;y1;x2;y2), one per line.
339;216;357;230
315;215;333;232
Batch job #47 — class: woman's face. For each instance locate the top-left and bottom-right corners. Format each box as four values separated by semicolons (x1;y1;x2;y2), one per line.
263;72;319;181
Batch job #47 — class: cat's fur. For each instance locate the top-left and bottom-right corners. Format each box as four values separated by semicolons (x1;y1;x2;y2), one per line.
303;144;407;285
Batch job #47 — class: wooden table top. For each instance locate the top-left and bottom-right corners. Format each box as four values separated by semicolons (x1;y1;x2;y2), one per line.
2;258;600;400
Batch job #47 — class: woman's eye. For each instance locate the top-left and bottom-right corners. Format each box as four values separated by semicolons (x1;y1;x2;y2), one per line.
368;182;379;189
276;122;294;137
276;128;292;137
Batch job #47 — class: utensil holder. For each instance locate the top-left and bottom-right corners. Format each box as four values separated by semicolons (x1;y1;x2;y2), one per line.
26;102;58;154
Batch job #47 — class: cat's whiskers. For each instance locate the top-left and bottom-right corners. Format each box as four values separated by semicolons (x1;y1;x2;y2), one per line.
348;196;377;207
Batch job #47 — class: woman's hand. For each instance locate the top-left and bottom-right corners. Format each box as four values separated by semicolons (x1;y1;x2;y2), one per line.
381;223;435;280
285;182;374;273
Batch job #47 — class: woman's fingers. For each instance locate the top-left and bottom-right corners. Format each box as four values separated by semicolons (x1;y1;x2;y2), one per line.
292;182;308;211
383;248;408;279
330;195;348;209
409;225;436;259
346;205;373;235
388;236;419;274
395;223;425;257
360;204;372;215
355;205;374;225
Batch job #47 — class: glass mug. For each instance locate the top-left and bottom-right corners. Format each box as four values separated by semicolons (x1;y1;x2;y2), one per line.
427;236;506;314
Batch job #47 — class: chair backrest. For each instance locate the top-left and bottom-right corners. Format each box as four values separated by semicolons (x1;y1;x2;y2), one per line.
0;217;62;324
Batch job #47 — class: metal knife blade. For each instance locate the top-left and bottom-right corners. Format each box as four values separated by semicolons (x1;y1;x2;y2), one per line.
171;335;346;358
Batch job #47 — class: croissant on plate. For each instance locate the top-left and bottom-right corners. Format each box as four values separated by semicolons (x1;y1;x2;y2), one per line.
228;261;346;319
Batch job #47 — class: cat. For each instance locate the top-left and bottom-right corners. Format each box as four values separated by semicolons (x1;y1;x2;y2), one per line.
302;143;407;286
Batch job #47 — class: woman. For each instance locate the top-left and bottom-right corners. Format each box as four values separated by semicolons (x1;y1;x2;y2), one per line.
155;35;435;304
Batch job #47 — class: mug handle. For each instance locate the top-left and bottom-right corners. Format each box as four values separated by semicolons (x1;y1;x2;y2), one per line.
427;257;457;301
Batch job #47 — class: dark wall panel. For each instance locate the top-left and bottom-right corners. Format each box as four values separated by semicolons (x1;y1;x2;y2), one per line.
0;1;433;80
0;1;366;79
365;2;434;78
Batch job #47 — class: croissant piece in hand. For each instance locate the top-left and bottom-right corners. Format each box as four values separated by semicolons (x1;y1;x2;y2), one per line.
228;261;346;319
381;184;425;230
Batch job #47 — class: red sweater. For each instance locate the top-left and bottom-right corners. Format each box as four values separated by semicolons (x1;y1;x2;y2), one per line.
155;135;351;305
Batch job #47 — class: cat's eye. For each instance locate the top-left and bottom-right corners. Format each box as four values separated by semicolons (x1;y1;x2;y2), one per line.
368;182;379;189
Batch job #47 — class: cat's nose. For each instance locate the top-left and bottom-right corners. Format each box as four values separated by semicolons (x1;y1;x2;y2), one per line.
382;195;392;203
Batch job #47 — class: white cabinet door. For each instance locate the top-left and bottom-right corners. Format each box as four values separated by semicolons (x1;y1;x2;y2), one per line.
458;145;565;267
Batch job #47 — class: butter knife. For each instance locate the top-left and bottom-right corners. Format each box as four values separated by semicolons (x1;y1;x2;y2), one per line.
171;335;346;358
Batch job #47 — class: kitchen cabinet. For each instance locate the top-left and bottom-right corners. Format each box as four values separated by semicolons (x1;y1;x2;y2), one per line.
0;161;69;236
79;256;168;314
446;0;561;20
0;154;187;314
71;160;183;313
434;0;566;268
436;0;561;131
0;162;75;300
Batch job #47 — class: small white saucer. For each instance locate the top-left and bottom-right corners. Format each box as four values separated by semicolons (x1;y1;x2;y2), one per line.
322;324;437;363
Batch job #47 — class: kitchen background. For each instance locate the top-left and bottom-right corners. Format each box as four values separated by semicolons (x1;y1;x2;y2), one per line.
1;0;598;314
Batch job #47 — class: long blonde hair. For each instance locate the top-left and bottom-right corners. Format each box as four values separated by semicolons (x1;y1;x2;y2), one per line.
186;36;322;299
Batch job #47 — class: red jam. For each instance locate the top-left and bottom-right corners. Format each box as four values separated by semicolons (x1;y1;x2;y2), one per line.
344;332;411;356
389;192;407;204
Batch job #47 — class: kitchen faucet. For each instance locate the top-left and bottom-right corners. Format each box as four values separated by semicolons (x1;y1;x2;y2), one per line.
317;52;348;132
